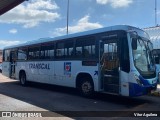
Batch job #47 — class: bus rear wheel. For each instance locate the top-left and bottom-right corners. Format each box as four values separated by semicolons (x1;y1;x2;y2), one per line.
20;72;27;86
79;79;94;97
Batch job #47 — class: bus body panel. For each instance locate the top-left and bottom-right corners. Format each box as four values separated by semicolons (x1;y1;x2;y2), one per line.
55;61;98;90
17;61;55;84
16;61;54;83
15;61;99;91
120;71;129;96
156;64;160;83
128;70;157;97
2;62;11;77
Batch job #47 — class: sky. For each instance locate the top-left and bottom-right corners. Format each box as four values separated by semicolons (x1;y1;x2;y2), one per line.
0;0;160;49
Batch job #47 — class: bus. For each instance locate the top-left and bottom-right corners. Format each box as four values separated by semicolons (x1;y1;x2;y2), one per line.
2;25;158;97
153;49;160;83
143;26;160;83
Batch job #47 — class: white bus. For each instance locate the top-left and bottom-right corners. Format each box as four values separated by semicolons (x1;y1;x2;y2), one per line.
2;25;158;97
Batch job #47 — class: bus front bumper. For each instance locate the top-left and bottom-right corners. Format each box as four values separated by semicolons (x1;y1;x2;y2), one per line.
129;82;157;97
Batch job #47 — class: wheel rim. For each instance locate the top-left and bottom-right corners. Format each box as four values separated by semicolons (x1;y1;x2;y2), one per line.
82;81;92;94
21;74;25;85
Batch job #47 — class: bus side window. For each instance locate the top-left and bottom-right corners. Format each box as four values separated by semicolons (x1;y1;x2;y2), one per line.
41;43;54;59
65;40;74;58
56;42;64;58
4;50;10;61
120;36;130;73
56;40;74;59
18;48;27;60
70;49;74;56
155;56;159;64
75;37;95;59
84;45;95;58
76;47;82;57
83;48;89;57
28;46;40;60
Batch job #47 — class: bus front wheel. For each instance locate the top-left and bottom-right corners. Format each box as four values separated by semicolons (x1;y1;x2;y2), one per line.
20;72;27;86
79;79;94;97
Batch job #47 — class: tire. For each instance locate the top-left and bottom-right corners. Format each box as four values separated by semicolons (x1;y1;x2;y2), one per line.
79;79;94;97
20;72;27;86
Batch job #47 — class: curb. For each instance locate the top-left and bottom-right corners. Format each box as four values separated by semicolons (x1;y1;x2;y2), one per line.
150;91;160;97
150;84;160;97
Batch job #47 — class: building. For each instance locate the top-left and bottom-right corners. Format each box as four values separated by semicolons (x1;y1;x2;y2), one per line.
144;26;160;61
144;26;160;50
0;50;2;63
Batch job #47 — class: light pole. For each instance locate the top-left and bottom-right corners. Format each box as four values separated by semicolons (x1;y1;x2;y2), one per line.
155;0;157;26
67;0;69;35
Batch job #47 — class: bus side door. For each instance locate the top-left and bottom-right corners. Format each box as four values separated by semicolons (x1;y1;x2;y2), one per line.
101;38;120;94
10;50;17;78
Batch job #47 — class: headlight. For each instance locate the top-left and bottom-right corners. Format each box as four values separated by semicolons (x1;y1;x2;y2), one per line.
134;74;143;86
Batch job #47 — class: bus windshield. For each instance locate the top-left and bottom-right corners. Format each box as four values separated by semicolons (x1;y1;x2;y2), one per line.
132;36;155;74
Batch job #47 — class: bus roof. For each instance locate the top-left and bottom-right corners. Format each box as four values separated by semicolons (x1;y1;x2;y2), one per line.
4;25;142;49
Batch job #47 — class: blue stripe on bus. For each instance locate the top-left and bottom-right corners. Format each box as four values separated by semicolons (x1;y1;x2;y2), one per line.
129;82;157;97
129;83;146;97
139;75;150;86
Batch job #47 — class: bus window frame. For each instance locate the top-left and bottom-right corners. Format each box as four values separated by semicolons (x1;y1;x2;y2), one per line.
17;47;28;61
28;44;41;60
40;42;55;60
75;36;96;60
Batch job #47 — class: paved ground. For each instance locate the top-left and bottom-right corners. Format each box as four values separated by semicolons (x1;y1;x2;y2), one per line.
0;73;160;120
0;74;73;120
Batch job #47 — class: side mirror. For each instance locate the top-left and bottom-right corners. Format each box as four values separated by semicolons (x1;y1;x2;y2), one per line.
132;38;137;50
155;56;159;64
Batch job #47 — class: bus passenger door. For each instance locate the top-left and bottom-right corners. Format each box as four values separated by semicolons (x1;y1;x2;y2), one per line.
10;51;17;78
101;39;120;94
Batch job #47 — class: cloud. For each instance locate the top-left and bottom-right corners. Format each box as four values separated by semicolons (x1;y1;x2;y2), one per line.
0;40;22;49
53;15;103;36
27;0;59;10
9;29;18;34
0;0;60;28
96;0;133;8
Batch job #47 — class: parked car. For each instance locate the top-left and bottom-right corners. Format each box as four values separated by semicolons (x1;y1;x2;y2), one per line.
0;63;2;73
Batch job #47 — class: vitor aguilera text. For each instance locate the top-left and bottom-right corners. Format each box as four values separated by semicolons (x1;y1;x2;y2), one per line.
134;113;157;117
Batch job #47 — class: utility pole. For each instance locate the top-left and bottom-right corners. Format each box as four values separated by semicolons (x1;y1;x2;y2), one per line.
67;0;69;35
155;0;157;26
